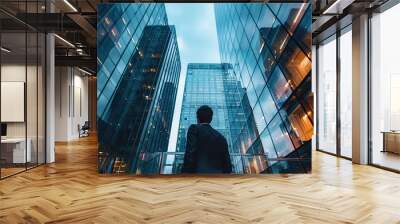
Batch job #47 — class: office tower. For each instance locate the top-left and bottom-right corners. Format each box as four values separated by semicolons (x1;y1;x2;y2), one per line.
98;25;181;174
176;63;253;173
97;3;169;118
214;3;313;173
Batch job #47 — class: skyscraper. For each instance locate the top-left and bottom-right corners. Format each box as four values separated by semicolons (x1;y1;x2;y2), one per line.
98;25;181;174
214;3;313;173
97;3;169;118
176;63;253;173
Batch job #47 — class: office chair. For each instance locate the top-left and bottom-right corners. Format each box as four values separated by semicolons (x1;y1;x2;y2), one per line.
79;121;90;138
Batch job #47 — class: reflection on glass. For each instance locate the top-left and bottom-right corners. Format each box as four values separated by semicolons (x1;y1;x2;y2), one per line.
317;36;337;154
258;5;275;39
259;87;277;123
214;2;312;174
281;99;313;149
246;114;260;148
268;66;293;108
232;156;244;174
160;153;184;174
251;65;266;97
293;4;312;57
259;43;276;79
267;3;281;14
242;155;267;174
268;114;295;157
252;103;267;133
276;3;307;35
301;91;314;123
246;80;258;108
260;129;278;161
280;39;311;89
267;19;290;59
136;152;162;174
340;29;352;158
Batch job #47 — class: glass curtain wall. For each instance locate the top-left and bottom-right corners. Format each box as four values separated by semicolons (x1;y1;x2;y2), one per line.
0;1;46;179
316;25;353;158
370;3;400;171
215;3;313;173
339;27;352;158
317;35;337;154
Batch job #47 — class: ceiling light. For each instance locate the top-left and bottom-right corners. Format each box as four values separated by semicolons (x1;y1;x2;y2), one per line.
78;67;93;76
1;47;11;53
322;0;344;15
63;0;78;12
54;34;75;48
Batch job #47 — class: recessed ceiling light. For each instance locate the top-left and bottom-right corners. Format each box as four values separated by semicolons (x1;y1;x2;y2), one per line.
63;0;78;12
1;47;11;53
78;67;93;76
54;34;75;48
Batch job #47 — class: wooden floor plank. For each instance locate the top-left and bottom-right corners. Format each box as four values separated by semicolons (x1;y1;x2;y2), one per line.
1;135;400;223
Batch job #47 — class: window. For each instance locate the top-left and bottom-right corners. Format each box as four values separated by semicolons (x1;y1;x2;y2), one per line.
268;66;292;108
259;43;276;79
0;4;46;179
260;129;278;160
279;39;311;89
339;28;352;158
267;19;290;59
259;87;277;123
276;3;307;35
293;4;312;57
253;103;267;133
317;35;337;154
370;4;400;171
251;65;266;97
268;114;294;157
246;81;258;108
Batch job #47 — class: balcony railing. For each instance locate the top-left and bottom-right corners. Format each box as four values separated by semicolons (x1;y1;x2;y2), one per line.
135;151;310;175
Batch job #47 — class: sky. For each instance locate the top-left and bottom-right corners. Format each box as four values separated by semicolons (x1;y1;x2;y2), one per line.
165;3;221;152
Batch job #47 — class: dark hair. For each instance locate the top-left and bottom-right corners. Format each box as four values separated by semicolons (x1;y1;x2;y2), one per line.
197;105;213;123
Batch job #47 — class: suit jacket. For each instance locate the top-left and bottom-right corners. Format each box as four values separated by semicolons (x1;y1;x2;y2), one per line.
182;124;232;174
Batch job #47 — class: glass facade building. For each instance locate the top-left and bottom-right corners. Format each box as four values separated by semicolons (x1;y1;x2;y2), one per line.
176;63;251;173
97;3;168;118
214;3;313;173
97;22;181;172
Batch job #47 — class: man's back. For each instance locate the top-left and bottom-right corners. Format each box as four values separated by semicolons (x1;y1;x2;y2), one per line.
182;124;232;174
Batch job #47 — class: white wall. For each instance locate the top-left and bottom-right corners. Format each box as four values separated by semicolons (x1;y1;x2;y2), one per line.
1;63;46;163
55;67;89;141
1;65;41;137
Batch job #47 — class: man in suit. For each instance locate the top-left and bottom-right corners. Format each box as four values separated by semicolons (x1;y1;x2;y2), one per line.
182;105;232;174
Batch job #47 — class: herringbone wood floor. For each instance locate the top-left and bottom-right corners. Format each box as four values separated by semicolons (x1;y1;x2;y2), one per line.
1;135;400;224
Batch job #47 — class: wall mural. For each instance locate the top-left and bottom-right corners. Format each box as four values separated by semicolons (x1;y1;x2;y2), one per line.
97;3;313;175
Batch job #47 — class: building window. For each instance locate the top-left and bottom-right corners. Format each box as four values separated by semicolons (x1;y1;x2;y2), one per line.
339;27;352;158
370;4;400;171
317;35;337;154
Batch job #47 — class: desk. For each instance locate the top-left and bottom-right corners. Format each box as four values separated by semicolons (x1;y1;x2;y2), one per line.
382;131;400;154
1;138;31;163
